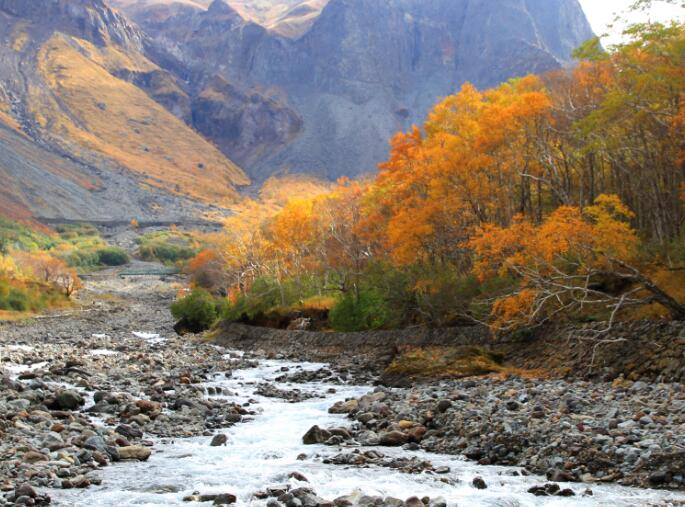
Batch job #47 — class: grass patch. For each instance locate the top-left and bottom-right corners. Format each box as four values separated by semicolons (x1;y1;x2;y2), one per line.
384;346;506;381
0;218;57;252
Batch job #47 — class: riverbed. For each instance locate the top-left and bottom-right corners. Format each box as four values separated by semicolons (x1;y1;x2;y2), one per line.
47;357;685;507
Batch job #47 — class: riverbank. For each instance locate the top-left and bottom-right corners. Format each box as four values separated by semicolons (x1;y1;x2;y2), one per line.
1;269;684;506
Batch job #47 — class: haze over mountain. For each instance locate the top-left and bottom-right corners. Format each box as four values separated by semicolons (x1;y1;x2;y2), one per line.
0;0;595;221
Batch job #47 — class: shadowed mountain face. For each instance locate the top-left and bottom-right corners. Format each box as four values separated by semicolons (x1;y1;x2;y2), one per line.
117;0;595;181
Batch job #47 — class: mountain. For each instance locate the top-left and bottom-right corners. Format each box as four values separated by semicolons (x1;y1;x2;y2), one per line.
0;0;595;222
116;0;596;181
0;0;249;222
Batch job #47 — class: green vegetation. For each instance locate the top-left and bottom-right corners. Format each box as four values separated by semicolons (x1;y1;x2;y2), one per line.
52;224;129;269
171;288;228;332
95;247;129;266
0;219;57;252
0;278;66;313
329;289;390;332
137;230;199;266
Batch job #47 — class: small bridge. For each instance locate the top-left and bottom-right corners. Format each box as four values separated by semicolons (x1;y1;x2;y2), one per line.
117;267;180;278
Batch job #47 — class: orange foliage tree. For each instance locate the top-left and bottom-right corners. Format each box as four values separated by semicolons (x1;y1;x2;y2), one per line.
470;195;685;330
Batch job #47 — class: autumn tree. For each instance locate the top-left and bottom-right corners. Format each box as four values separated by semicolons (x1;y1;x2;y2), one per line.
185;249;228;293
12;251;82;297
470;195;685;332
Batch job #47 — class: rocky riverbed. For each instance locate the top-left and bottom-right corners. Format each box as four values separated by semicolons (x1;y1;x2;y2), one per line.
317;376;685;491
1;268;685;506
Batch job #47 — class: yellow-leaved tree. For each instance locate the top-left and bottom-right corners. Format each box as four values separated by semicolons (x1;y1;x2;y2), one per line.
470;195;685;331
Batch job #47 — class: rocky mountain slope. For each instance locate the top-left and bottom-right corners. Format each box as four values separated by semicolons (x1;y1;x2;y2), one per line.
116;0;595;181
0;0;249;221
0;0;595;221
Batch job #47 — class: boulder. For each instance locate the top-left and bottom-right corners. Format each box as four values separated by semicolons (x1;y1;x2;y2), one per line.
379;431;408;446
302;425;331;445
210;434;228;447
118;446;152;461
55;390;84;410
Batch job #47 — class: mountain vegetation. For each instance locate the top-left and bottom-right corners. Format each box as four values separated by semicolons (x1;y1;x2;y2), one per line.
0;219;130;316
181;21;685;333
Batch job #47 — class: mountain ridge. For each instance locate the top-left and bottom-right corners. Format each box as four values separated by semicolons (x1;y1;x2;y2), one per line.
0;0;596;221
0;0;250;221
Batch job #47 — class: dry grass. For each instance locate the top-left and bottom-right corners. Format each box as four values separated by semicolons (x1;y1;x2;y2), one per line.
34;34;249;206
259;174;333;207
11;21;31;52
384;345;549;381
385;346;504;380
624;269;685;320
0;310;33;322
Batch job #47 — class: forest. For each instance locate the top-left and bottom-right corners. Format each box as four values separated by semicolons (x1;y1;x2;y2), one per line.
177;21;685;334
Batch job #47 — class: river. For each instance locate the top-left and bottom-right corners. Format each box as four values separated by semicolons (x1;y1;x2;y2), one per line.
47;356;685;507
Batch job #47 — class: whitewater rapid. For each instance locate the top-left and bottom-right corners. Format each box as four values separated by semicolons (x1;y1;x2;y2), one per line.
48;358;685;507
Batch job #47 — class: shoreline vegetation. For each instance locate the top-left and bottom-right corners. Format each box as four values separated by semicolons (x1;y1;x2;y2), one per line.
170;22;685;341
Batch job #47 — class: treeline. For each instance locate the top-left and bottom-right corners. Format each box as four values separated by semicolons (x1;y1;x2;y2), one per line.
186;22;685;332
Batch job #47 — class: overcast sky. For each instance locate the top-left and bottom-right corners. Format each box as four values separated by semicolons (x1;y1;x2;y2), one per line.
580;0;685;45
579;0;684;45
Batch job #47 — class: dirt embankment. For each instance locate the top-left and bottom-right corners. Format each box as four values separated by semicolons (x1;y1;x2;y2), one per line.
214;320;685;385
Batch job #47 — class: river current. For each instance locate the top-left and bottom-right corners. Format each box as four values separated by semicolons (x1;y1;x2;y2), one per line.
48;356;685;507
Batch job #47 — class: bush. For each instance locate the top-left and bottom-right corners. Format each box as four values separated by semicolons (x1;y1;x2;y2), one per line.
96;247;129;266
6;288;29;312
0;278;62;313
139;243;197;265
171;289;225;332
329;289;390;332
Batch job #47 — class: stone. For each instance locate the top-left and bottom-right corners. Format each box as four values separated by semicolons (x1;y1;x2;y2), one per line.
23;451;48;464
15;484;37;499
436;400;452;413
328;399;358;414
288;472;309;482
115;424;143;440
118;446;152;461
472;477;487;490
210;434;228;447
302;425;330;445
379;431;408;446
55;390;85;410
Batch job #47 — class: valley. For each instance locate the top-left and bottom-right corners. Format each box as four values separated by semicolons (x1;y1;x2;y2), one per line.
2;264;685;506
1;1;685;506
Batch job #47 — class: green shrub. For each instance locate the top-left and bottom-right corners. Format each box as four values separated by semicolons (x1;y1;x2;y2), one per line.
0;278;61;313
171;289;225;332
329;289;391;332
62;249;100;268
96;247;129;266
139;243;197;265
0;219;57;251
7;289;29;312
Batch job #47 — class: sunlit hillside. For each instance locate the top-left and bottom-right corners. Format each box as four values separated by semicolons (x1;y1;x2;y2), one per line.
34;35;248;206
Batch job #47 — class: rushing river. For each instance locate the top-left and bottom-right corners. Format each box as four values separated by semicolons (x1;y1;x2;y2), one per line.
48;357;685;507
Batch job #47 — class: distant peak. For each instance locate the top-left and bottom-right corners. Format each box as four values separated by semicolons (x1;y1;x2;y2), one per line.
207;0;235;15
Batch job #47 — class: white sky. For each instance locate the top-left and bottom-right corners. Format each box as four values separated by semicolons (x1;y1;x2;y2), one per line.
579;0;684;45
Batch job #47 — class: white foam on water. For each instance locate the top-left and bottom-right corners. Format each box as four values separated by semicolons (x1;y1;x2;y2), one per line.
48;359;685;507
3;344;35;352
3;361;49;380
90;349;119;356
133;332;167;344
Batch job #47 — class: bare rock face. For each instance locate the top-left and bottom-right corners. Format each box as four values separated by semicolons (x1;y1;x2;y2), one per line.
124;0;595;181
0;0;594;221
0;0;146;50
191;77;303;169
0;0;249;221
